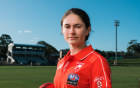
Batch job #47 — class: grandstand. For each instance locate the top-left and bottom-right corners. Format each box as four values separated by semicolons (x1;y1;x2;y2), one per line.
7;43;47;65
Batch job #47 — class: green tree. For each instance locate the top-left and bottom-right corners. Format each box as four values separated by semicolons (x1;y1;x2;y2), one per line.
37;41;58;58
0;34;13;47
0;34;13;58
94;49;106;58
37;41;58;65
127;39;140;54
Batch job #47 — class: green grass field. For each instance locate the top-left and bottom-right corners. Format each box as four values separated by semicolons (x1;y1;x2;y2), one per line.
108;59;140;66
0;66;140;88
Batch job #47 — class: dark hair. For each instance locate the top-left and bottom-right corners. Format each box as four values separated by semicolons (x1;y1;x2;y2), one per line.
61;8;91;41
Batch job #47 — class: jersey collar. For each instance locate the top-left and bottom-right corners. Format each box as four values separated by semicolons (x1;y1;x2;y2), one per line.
65;45;94;61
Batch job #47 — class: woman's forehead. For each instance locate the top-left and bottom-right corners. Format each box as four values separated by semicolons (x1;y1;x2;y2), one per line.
63;14;84;25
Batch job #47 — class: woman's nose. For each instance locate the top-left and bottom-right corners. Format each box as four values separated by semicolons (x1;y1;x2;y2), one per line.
70;27;75;34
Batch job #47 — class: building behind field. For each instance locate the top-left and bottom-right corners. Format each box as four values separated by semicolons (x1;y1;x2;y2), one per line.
7;43;47;65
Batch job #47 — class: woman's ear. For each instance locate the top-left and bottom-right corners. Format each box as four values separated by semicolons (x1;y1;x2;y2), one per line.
86;26;91;36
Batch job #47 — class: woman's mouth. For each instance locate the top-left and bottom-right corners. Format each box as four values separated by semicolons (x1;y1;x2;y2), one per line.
68;37;78;39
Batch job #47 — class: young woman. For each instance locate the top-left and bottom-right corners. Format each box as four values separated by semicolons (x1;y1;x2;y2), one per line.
39;8;112;88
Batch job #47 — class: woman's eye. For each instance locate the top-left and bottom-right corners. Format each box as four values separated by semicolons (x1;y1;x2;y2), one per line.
76;25;81;28
65;25;70;29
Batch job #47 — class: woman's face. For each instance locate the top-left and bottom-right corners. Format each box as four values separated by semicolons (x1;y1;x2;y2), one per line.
62;13;90;46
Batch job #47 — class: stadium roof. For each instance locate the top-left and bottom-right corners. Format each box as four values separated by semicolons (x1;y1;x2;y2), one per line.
13;43;46;47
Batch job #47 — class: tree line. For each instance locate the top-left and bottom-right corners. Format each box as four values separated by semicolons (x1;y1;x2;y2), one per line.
95;39;140;59
0;34;140;60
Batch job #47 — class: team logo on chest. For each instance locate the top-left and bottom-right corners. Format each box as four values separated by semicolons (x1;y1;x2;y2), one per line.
67;73;79;86
74;62;84;72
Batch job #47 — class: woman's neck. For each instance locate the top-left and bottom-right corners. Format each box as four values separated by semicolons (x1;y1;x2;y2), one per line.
69;43;87;55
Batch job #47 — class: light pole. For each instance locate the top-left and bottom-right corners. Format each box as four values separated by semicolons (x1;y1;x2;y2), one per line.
114;20;120;65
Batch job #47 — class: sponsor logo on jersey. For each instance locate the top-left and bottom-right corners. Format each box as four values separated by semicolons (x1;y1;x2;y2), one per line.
97;81;102;88
94;76;104;88
94;76;104;82
67;73;79;86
